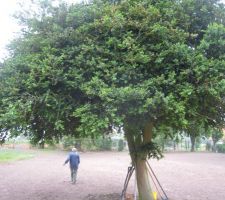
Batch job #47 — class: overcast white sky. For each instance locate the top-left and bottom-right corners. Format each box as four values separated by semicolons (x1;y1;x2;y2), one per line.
0;0;225;61
0;0;76;61
0;0;20;60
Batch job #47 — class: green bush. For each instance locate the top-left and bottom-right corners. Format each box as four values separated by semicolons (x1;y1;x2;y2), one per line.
118;139;124;151
61;136;112;151
62;136;76;150
217;144;225;153
79;139;98;151
96;138;112;150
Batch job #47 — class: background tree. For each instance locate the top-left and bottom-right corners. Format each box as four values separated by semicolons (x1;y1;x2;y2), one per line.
211;128;224;151
185;121;205;152
1;0;225;199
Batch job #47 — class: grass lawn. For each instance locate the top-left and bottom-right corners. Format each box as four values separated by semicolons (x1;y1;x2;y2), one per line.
0;150;34;163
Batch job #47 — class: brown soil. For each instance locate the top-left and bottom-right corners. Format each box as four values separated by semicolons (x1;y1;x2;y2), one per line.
0;150;225;200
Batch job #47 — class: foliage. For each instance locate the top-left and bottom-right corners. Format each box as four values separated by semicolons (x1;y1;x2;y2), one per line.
211;128;224;151
211;129;223;145
137;141;163;160
62;136;112;151
0;0;225;147
217;143;225;153
62;136;77;150
96;138;112;151
0;133;7;145
185;121;205;152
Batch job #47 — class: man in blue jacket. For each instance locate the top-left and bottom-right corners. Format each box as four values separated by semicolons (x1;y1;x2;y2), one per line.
64;147;80;184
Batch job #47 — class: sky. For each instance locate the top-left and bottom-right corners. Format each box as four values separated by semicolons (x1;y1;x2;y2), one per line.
0;0;225;61
0;0;21;60
0;0;76;61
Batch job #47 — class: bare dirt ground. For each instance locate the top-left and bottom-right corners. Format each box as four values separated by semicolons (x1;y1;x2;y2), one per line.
0;150;225;200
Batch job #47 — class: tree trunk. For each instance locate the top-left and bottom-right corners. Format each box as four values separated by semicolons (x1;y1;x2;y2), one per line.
39;141;45;149
173;141;176;151
190;135;195;152
135;158;153;200
124;121;154;200
212;141;216;152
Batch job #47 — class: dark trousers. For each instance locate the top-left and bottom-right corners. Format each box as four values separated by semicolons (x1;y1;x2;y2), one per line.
70;167;78;184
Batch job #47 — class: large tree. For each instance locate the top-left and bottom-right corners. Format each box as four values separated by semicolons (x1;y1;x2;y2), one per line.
1;0;225;199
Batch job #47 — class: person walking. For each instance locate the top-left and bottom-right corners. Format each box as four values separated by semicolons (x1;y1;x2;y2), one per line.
64;147;80;184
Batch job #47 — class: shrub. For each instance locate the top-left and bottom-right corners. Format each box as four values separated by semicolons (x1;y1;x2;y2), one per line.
62;136;76;150
217;144;225;153
61;136;112;151
80;139;98;151
96;138;112;151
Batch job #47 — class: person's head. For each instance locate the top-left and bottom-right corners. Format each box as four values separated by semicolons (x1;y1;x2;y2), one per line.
72;147;77;152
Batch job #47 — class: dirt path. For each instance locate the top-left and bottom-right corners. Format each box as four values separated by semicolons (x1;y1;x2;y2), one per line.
0;150;225;200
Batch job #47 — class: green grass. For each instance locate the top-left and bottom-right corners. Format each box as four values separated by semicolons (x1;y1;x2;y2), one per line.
0;150;34;163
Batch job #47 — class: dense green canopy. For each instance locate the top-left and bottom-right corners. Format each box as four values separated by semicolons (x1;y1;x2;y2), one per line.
1;0;225;141
1;0;225;198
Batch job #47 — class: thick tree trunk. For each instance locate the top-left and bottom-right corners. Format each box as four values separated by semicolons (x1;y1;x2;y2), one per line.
135;158;153;200
125;121;154;200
